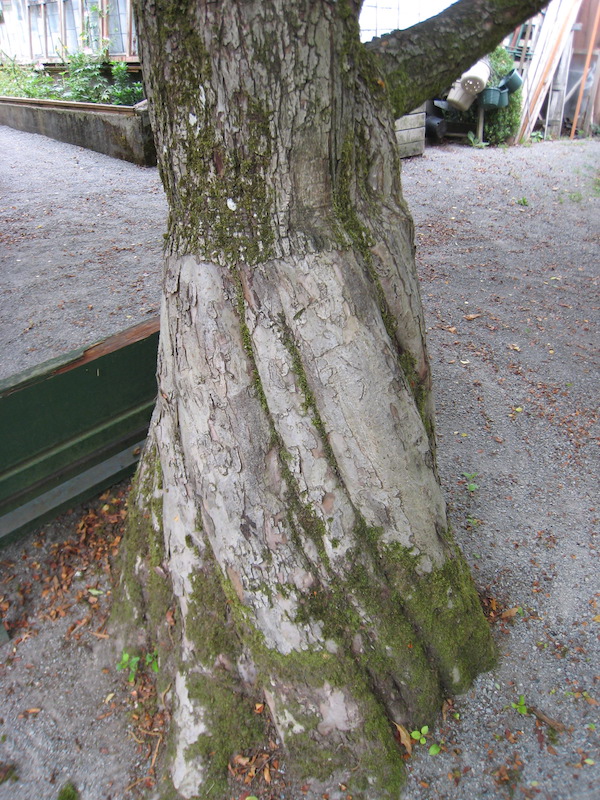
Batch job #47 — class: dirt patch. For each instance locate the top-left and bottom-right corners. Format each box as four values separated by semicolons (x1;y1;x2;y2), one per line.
1;129;599;799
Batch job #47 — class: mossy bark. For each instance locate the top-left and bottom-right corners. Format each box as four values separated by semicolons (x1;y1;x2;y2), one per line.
119;1;499;797
366;0;550;116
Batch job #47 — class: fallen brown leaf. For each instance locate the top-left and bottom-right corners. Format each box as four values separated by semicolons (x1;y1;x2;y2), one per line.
442;698;453;721
393;722;412;755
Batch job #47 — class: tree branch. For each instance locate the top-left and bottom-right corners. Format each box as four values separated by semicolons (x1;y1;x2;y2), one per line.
365;0;551;116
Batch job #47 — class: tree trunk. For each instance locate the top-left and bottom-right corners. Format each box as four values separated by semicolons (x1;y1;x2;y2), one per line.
119;1;496;797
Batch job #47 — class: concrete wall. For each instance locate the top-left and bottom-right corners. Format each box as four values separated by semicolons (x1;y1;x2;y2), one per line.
0;98;156;166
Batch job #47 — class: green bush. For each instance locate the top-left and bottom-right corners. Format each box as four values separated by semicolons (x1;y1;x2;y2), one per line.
483;46;521;145
59;51;112;102
109;61;144;105
0;57;60;99
440;46;522;146
484;87;522;145
487;45;514;84
0;52;144;106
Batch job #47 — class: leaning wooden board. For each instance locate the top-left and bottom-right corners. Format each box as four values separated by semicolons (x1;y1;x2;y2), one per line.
0;318;160;545
395;104;426;158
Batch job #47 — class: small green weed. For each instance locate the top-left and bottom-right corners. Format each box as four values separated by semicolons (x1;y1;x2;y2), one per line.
145;650;159;673
511;694;528;715
116;651;140;683
517;197;529;206
462;472;479;493
57;783;80;800
410;725;442;755
568;191;583;203
411;725;429;744
117;649;159;683
467;130;489;148
530;131;544;142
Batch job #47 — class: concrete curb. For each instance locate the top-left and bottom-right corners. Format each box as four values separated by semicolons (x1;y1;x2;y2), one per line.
0;96;156;165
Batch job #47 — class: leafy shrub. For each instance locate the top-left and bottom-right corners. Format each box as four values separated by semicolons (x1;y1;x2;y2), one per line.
0;57;60;99
487;45;514;84
109;61;144;105
483;46;522;145
484;87;522;145
0;52;144;106
59;51;112;102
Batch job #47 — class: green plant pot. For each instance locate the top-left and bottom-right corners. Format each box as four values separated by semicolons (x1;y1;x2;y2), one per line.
499;69;523;93
497;87;509;108
480;87;501;110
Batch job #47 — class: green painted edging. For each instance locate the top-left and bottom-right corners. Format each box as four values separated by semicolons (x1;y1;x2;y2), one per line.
0;440;145;546
0;321;159;543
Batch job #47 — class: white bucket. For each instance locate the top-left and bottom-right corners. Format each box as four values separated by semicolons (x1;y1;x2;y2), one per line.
460;60;491;95
447;80;476;111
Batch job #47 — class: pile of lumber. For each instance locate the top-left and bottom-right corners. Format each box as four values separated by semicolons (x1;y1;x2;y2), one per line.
517;0;600;140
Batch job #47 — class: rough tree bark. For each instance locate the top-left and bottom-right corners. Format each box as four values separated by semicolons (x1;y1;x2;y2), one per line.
116;1;548;797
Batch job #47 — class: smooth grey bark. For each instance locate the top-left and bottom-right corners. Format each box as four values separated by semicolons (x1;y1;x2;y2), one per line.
117;1;548;797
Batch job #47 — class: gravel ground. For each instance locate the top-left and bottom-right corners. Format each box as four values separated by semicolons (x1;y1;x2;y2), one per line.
0;128;599;800
0;126;166;382
400;139;599;800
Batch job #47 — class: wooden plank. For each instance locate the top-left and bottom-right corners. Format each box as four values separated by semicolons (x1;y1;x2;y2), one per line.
580;49;600;131
0;319;159;542
570;1;600;136
396;139;425;158
519;0;584;140
395;127;425;144
395;112;426;131
546;30;575;136
0;96;137;115
55;316;160;373
395;105;425;158
0;316;160;395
